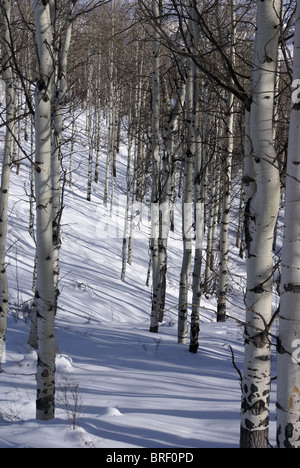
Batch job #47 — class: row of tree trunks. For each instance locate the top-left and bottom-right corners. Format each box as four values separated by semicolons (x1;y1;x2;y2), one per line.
1;0;299;448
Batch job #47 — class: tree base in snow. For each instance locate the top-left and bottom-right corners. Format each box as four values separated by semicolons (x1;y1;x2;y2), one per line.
217;302;226;323
240;426;269;449
189;343;199;354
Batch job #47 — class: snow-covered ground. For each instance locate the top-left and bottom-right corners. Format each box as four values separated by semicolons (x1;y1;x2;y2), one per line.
0;111;277;448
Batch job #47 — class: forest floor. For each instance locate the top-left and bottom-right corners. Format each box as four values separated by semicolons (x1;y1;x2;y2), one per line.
0;111;278;448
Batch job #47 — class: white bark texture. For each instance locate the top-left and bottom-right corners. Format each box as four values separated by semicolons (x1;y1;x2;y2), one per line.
178;54;194;344
276;0;300;448
0;0;14;368
159;74;186;320
240;0;280;448
190;84;206;352
52;0;75;293
121;84;133;282
189;3;202;353
34;0;56;421
150;0;162;333
217;0;236;322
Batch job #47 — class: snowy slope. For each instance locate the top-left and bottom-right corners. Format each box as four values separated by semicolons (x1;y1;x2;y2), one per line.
0;110;277;448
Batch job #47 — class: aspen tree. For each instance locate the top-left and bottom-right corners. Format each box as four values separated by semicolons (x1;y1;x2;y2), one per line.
86;49;94;202
240;0;281;448
0;0;14;368
204;132;220;295
150;0;162;333
188;0;203;353
104;0;116;209
121;83;133;282
190;80;208;353
159;70;186;318
94;53;102;185
276;0;300;448
217;0;236;322
34;0;56;421
178;51;194;344
52;0;76;293
128;45;145;266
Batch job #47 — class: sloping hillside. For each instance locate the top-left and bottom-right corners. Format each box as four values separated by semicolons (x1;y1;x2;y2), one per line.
0;111;276;448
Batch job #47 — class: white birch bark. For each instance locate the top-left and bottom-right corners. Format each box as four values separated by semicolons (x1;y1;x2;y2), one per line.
52;0;75;292
178;53;194;344
128;54;144;266
121;84;133;282
149;0;162;333
276;0;300;448
189;2;203;353
34;0;56;421
127;136;138;266
217;0;236;322
86;51;94;202
204;142;219;294
190;80;208;353
94;55;102;185
240;0;280;448
0;0;14;368
159;73;186;319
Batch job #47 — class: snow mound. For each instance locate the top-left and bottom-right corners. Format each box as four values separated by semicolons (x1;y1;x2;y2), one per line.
101;407;123;418
19;350;37;372
56;354;73;374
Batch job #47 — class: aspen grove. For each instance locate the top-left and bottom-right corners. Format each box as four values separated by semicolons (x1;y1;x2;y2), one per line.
0;0;299;449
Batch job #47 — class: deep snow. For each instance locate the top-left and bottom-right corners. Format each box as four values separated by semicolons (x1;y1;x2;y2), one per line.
0;110;277;448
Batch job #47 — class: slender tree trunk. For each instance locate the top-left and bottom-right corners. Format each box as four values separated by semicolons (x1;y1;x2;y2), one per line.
178;54;194;344
190;117;203;352
94;57;102;185
69;103;75;188
217;0;236;322
204;145;219;295
34;0;56;421
121;84;133;282
276;0;300;448
159;73;186;320
128;58;144;266
150;0;162;333
0;0;14;368
240;0;280;448
236;181;244;249
86;50;94;202
189;2;203;353
190;79;208;353
52;0;75;295
127;143;138;266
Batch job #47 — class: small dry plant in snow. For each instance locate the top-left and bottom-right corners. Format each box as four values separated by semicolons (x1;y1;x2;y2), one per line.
56;376;83;430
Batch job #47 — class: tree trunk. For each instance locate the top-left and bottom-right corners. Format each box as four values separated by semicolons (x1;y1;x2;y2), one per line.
86;50;94;202
0;0;14;368
178;54;194;344
52;0;75;296
217;0;236;322
121;84;133;282
34;0;56;421
276;0;300;448
240;0;280;448
159;72;186;320
150;0;162;333
190;79;208;353
189;2;203;353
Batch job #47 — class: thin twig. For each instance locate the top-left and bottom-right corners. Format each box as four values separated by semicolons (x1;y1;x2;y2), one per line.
229;345;242;386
